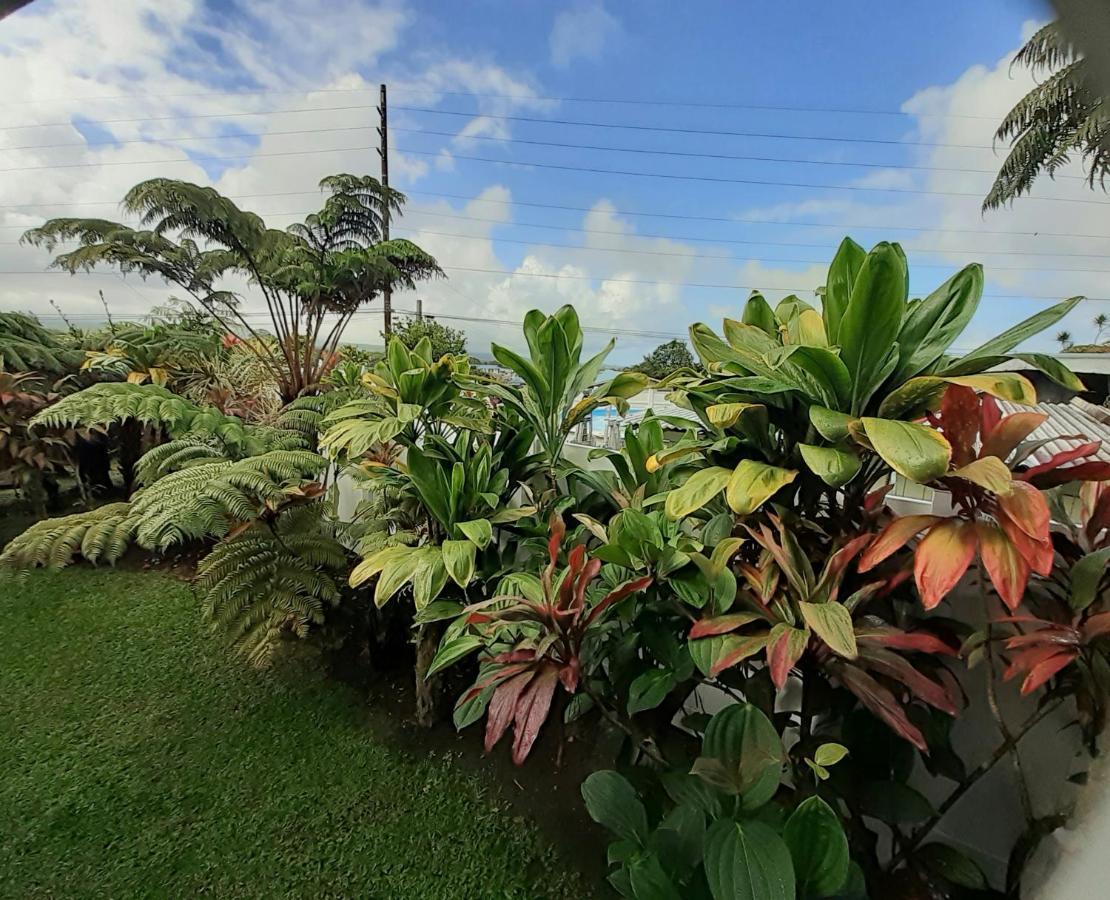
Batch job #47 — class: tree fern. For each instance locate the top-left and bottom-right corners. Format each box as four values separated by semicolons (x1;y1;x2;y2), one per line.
0;312;82;374
0;502;137;569
196;505;347;666
985;21;1110;208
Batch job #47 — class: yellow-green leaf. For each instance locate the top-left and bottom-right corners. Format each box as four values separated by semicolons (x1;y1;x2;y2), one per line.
786;308;829;347
860;418;952;483
799;444;861;487
725;460;798;516
949;456;1013;496
442;539;476;588
879;373;1037;419
457;518;493;549
665;466;732;519
810;406;857;441
706;402;763;429
349;545;411;588
800;602;858;659
375;549;421;607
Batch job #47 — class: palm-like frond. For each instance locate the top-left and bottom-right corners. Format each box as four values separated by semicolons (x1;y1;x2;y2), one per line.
985;22;1110;208
0;502;137;569
0;312;82;374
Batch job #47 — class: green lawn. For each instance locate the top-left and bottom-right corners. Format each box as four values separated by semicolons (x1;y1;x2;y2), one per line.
0;568;590;899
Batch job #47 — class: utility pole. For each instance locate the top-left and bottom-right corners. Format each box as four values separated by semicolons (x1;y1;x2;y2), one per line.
377;83;392;337
416;298;423;320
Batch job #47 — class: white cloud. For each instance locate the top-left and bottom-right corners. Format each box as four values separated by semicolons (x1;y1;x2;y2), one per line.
549;2;621;67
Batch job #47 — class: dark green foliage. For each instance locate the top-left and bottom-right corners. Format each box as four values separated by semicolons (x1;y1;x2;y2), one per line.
0;502;136;570
0;569;588;898
984;22;1109;209
0;312;81;374
389;314;467;358
626;338;696;379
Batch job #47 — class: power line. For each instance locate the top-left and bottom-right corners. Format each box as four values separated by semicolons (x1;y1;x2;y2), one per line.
4;122;1080;183
0;84;1000;122
392;145;1109;206
392;105;1001;152
3;263;1104;303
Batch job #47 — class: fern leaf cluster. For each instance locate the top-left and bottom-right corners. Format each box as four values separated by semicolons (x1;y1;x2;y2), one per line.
130;450;328;550
0;312;82;375
196;506;347;666
0;502;137;570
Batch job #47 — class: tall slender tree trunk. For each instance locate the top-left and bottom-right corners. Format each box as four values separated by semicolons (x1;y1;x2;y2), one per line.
413;621;445;727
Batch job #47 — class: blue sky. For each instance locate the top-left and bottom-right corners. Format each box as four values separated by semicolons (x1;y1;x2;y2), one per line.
3;0;1106;363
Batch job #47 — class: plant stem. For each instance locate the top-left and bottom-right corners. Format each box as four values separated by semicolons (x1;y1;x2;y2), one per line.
890;698;1062;868
581;682;668;767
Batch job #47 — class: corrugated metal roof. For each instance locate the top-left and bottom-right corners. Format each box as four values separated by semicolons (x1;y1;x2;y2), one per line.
619;402;702;427
990;354;1110;376
995;399;1110;466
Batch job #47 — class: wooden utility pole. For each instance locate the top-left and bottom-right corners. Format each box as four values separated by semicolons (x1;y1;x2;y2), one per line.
377;83;392;336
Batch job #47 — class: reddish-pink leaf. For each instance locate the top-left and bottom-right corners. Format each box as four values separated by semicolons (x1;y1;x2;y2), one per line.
689;612;762;639
459;663;532;705
490;649;537;664
865;482;894;512
1083;482;1110;543
975;521;1030;612
837;664;928;752
859;515;942;572
940;385;981;467
766;626;809;689
709;633;771;677
1082;611;1110;642
855;627;958;657
1027;460;1110;489
1004;644;1069;682
584;575;653;627
485;670;536;753
997;508;1054;576
1020;651;1077;695
914;519;977;610
558;657;580;693
1005;630;1080;650
510;665;561;765
571;556;602;613
857;648;959;715
980;394;1002;441
1020;441;1102;481
820;533;873;597
980;412;1048;462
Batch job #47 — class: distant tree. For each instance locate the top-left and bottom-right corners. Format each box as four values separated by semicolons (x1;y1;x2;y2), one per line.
984;22;1109;210
1095;313;1109;343
387;315;466;358
627;339;696;379
1056;330;1074;351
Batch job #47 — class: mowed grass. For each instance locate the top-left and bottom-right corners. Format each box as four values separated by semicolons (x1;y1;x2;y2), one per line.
0;568;589;899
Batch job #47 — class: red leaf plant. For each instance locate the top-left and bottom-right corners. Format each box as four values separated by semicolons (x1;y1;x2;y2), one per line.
689;514;960;752
456;514;652;764
860;386;1108;611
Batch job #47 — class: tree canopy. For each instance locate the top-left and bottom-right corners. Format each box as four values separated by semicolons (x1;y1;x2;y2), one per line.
626;339;696;379
387;315;467;358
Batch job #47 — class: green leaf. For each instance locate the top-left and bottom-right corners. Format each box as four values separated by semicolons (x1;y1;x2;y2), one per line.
725;460;798;516
785;308;829;347
950;457;1013;496
413;599;464;625
799;444;860;487
425;633;483;678
700;703;784;809
581;770;649;845
837;242;907;412
814;743;850;767
410;549;449;610
374;549;420;607
1012;353;1085;392
665;466;732;519
822;237;865;345
947;297;1082;371
1071;547;1110;610
916;843;988;890
810;406;856;442
704;819;795;900
742;292;778;336
892;263;982;384
858;781;934;824
453;682;493;730
783;796;850;898
627;669;677;715
441;539;476;588
800;602;858;659
457;518;493;550
860;418;951;483
628;853;680;900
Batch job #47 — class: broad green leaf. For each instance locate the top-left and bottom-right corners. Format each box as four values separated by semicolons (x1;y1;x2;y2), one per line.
725;460;798;516
374;549;421;607
413;599;464;625
572;513;609;544
497;572;545;603
489;505;536;524
457;518;493;549
709;537;746;577
628;853;680;900
783;796;850;898
453;681;493;730
442;539;476;588
810;406;857;442
426;633;483;678
916;843;988;891
581;770;649;845
892;263;982;384
410;549;449;609
878;372;1037;420
665;466;732;519
800;601;858;659
814;743;850;767
799;443;861;487
947;297;1082;371
949;456;1013;496
1013;353;1085;392
838;242;907;413
1071;547;1110;610
742;291;778;335
858;781;934;824
700;703;784;808
822;236;865;344
707;402;763;429
628;669;677;715
786;308;829;347
349;545;411;588
860;418;952;483
704;819;795;900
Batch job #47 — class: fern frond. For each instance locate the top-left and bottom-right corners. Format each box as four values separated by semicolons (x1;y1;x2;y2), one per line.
0;503;137;570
